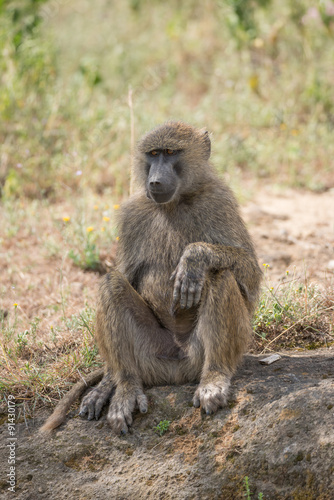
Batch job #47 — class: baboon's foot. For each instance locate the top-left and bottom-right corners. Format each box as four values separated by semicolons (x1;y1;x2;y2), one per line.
79;384;114;421
193;377;230;415
107;386;148;434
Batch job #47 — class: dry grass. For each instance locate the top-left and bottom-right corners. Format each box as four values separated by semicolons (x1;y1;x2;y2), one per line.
252;267;334;353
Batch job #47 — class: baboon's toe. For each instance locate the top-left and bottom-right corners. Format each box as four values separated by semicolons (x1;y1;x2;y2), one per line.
192;394;200;408
137;393;148;413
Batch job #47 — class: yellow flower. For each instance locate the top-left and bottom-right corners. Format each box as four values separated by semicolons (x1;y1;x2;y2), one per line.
103;216;110;222
270;287;274;291
86;226;94;233
93;205;99;210
13;303;18;307
113;204;120;210
63;216;70;222
116;236;119;241
248;74;259;93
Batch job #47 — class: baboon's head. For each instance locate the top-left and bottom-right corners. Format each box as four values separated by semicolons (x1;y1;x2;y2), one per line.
134;121;212;204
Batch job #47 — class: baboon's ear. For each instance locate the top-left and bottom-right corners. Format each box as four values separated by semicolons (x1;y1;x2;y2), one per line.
200;129;211;160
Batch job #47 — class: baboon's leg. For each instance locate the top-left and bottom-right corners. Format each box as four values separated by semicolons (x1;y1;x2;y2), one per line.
79;369;114;421
192;269;251;414
95;269;184;433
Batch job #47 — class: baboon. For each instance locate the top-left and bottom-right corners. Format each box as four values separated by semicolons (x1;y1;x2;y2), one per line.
41;121;262;435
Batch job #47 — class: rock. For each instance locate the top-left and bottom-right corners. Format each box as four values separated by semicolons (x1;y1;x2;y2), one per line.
0;349;333;499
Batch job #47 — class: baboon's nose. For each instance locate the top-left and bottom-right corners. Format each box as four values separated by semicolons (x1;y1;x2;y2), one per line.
149;180;162;187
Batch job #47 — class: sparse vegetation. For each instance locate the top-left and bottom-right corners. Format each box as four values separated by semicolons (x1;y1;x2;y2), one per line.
0;0;333;415
154;420;172;436
244;476;264;499
253;266;334;352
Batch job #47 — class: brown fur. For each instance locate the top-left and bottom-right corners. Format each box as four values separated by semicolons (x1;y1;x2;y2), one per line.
41;121;262;434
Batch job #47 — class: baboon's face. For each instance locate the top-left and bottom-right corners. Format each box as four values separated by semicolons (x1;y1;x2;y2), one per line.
145;149;181;204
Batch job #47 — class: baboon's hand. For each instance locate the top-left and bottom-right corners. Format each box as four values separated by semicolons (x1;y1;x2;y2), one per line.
171;248;209;313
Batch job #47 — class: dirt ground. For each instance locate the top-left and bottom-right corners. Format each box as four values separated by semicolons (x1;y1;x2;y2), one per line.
242;186;334;283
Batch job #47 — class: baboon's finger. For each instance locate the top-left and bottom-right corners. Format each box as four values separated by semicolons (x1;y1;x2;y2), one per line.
172;278;181;302
87;406;95;420
193;283;203;306
179;280;188;309
125;412;133;427
170;268;177;281
108;410;129;435
94;397;106;420
137;393;148;413
78;405;88;417
186;283;196;309
193;393;200;408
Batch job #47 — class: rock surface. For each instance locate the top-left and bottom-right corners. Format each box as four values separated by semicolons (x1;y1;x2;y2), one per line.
1;349;333;500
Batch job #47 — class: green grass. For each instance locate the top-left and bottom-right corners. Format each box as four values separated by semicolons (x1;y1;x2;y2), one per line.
1;0;334;199
0;303;100;404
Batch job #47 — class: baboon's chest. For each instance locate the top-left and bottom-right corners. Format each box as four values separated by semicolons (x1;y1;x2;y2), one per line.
124;208;200;323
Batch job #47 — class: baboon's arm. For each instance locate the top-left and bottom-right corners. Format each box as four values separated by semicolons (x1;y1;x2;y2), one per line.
40;368;104;433
171;242;262;313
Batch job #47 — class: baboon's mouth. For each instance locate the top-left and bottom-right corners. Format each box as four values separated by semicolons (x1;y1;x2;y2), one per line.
148;189;175;204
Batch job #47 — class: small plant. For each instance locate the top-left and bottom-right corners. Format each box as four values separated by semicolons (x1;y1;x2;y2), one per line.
154;420;171;436
16;330;29;354
60;211;113;272
68;240;101;271
244;476;264;499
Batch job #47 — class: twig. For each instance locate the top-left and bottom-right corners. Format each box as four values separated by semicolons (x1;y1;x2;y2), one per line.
128;86;135;196
77;368;88;386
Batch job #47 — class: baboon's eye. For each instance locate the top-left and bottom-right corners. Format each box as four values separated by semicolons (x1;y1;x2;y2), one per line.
150;150;158;156
166;149;174;155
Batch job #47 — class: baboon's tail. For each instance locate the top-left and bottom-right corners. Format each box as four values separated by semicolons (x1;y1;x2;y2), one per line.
39;368;104;433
